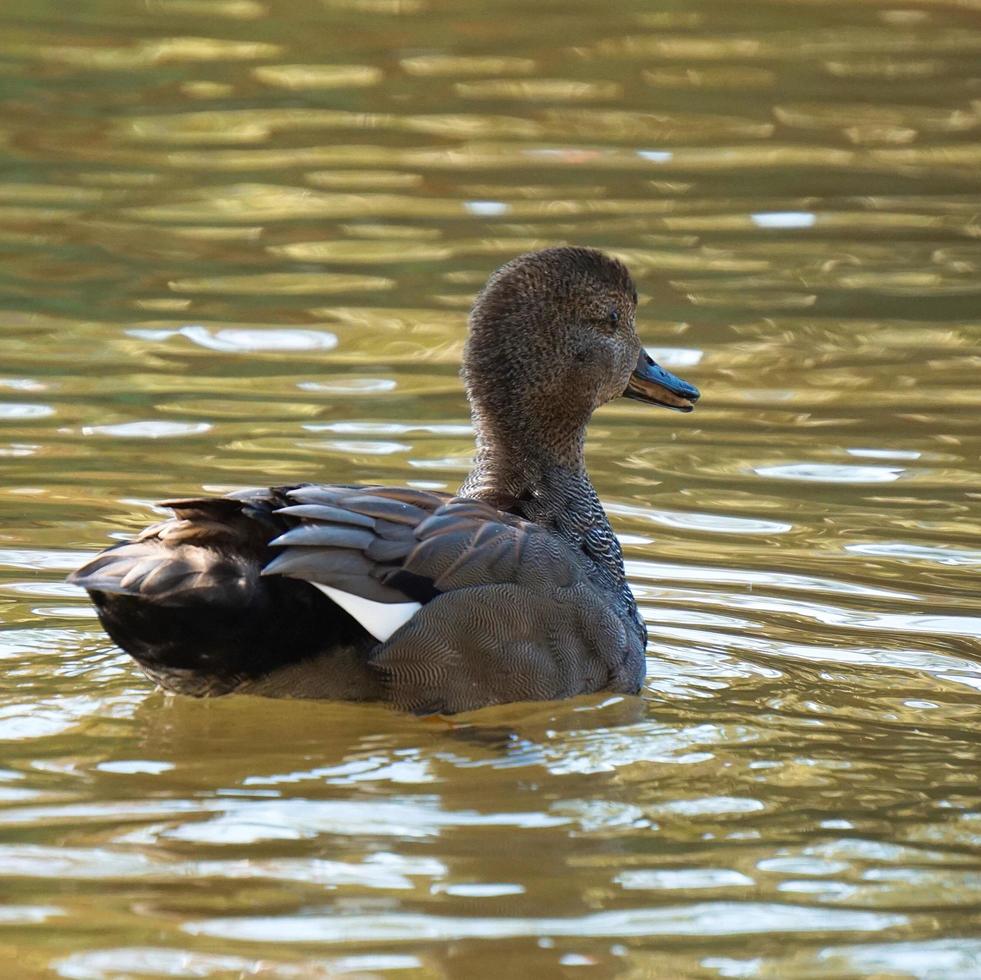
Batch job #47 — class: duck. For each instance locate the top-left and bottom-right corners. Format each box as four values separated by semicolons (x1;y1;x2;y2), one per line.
69;247;700;714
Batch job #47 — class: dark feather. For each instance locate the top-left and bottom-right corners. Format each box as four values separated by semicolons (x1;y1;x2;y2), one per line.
262;547;375;579
269;525;376;550
337;495;432;525
365;537;414;563
285;485;363;507
274;504;375;528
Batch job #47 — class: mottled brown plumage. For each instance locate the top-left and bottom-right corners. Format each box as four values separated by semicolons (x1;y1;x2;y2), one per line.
69;247;700;713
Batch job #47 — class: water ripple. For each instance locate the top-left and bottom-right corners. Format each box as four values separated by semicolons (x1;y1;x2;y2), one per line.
0;0;979;973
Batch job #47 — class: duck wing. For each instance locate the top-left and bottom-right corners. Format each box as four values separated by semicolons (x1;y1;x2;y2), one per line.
67;484;447;696
263;488;567;621
260;484;450;607
265;492;645;713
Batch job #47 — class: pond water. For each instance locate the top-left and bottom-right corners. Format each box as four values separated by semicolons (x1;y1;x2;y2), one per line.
1;0;979;976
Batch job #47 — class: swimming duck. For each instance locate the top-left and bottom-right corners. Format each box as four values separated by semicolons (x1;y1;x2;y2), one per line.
69;247;700;713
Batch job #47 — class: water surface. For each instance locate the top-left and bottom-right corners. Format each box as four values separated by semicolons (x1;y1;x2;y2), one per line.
0;0;979;976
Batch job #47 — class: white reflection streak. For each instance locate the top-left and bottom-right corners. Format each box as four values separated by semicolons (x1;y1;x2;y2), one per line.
608;501;791;535
464;200;509;215
755;463;904;483
625;558;916;600
183;902;908;942
648;589;981;639
751;211;817;228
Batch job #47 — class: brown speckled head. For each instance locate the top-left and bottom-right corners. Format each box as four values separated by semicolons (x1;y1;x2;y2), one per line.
463;246;643;468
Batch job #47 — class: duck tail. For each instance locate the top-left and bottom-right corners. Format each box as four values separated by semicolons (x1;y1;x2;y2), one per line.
69;492;369;695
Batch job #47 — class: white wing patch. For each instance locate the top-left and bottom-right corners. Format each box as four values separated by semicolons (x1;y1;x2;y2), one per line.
312;583;421;643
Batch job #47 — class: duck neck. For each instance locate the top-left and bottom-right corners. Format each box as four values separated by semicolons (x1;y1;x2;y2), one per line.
459;413;587;514
460;412;638;630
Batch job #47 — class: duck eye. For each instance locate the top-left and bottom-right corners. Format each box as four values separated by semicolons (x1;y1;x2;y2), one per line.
608;308;619;327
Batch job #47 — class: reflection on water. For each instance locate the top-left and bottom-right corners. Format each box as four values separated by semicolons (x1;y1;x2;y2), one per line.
0;0;979;975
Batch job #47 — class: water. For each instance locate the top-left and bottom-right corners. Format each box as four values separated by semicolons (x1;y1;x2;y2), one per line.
1;0;979;975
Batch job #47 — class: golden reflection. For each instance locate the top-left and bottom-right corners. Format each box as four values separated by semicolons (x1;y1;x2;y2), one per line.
823;58;945;79
164;146;392;170
643;66;775;88
124;112;278;145
280;234;643;264
518;144;850;174
180;81;235;99
134;298;192;311
125;185;396;221
168;272;393;294
775;103;978;135
75;172;166;187
649;180;693;194
612;248;769;274
431;294;475;309
146;141;889;175
588;28;981;60
37;37;280;69
838;271;948;292
459;183;606;199
400;55;536;76
339;222;441;239
0;184;109;204
269;240;453;263
683;289;817;310
872;144;981;169
634;11;704;28
401;114;541;138
322;0;425;11
539;109;774;141
78;218;264;246
146;0;266;17
308;305;464;336
657;211;970;236
253;64;382;89
119;107;544;143
165;225;264;241
844;125;917;146
455;79;621;101
307;169;422;189
632;145;858;170
126;183;699;223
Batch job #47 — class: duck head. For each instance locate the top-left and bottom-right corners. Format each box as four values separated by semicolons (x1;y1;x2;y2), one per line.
463;246;699;468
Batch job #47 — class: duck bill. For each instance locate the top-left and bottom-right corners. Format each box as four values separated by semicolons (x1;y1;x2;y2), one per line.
623;350;700;413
